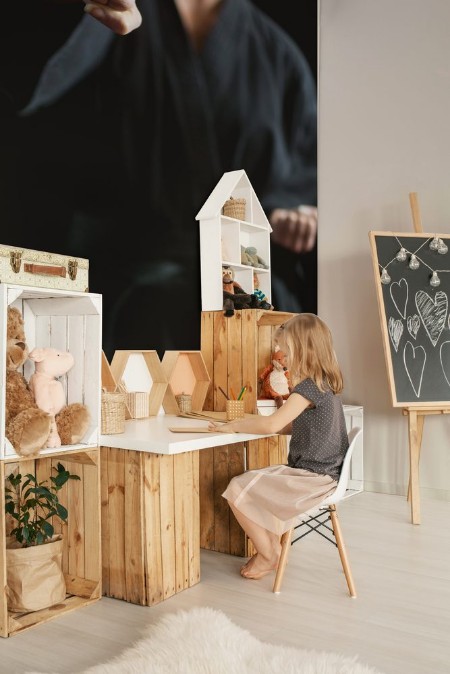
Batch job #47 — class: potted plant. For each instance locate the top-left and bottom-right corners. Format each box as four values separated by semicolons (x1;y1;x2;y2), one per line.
4;462;80;613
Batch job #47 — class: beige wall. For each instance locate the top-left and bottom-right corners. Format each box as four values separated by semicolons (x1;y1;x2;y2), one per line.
318;0;450;501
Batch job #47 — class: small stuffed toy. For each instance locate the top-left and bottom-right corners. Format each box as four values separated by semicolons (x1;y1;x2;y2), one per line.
253;272;274;311
28;347;90;448
259;346;292;408
5;307;52;457
222;265;261;317
244;246;269;269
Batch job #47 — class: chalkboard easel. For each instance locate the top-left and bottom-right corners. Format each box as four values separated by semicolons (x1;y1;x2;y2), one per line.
370;193;450;524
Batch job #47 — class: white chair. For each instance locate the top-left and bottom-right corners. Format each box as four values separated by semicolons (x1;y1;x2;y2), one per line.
273;426;363;596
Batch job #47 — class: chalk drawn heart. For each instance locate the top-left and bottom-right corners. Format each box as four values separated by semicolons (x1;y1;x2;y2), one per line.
407;315;420;340
390;278;408;319
403;341;426;398
388;317;403;352
440;341;450;387
415;290;448;347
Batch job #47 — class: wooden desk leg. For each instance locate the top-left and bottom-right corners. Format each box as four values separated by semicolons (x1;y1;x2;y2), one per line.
407;410;421;524
407;413;424;503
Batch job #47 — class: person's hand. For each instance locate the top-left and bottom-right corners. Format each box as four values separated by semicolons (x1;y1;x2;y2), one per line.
269;205;317;254
83;0;142;35
207;421;236;433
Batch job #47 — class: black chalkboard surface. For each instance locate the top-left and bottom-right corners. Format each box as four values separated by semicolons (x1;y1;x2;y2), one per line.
369;231;450;406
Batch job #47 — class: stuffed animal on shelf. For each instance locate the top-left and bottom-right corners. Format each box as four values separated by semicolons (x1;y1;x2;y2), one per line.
244;246;269;269
259;346;292;408
222;265;261;317
253;272;274;311
5;307;52;457
28;347;90;448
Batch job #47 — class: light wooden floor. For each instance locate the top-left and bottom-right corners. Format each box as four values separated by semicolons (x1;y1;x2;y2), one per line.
2;491;449;674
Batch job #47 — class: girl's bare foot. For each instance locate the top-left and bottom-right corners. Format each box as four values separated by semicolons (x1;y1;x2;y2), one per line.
240;552;279;580
240;554;256;574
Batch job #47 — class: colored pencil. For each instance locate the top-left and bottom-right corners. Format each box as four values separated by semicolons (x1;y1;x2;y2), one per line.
230;387;237;400
218;386;230;401
237;386;247;401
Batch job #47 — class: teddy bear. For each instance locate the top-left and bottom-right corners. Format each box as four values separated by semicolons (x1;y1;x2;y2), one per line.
244;246;269;269
259;346;292;408
222;265;262;317
5;306;53;457
28;347;90;448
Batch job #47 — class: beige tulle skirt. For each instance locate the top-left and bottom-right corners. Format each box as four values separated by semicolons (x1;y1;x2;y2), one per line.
222;465;337;536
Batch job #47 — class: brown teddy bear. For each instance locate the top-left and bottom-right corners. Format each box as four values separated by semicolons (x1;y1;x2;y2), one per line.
5;307;52;456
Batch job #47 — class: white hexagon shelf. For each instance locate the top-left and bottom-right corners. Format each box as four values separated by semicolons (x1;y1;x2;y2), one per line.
161;351;211;414
110;350;168;417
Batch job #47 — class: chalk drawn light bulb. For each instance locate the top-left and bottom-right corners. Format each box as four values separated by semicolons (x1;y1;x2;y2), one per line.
438;239;448;254
430;271;441;287
429;237;440;251
409;254;420;270
380;268;391;285
396;247;407;262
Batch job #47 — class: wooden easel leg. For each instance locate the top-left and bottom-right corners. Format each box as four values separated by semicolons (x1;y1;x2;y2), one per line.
407;414;424;503
407;410;421;524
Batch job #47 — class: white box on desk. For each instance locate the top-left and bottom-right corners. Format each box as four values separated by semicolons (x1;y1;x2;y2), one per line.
0;284;102;459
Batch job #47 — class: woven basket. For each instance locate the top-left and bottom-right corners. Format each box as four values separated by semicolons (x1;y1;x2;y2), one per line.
101;391;126;434
126;391;149;419
176;393;192;414
222;197;246;220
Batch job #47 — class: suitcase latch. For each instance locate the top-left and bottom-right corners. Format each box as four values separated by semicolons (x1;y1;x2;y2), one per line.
9;251;22;273
68;259;78;280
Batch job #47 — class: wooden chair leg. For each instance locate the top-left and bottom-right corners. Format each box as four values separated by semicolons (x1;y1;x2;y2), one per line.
272;528;292;594
329;505;356;597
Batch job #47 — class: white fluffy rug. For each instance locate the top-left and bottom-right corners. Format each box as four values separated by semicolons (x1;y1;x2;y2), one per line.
30;607;384;674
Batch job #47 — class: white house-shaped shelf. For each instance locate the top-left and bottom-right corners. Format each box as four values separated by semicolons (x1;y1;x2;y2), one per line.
196;169;272;312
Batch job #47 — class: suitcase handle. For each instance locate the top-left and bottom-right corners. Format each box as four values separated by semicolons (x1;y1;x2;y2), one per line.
24;263;67;278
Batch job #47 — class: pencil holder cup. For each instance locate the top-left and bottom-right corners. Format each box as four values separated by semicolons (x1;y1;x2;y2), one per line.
226;400;245;421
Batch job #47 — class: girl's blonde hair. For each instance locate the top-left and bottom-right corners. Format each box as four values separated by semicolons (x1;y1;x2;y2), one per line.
274;314;344;394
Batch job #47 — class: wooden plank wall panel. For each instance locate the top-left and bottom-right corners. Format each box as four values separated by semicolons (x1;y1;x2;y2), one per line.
241;311;258;412
158;455;176;601
124;450;145;604
100;447;110;596
144;453;164;605
174;453;190;592
227;312;243;407
213;446;232;553
199;448;215;549
201;312;214;411
107;448;125;600
0;461;7;638
191;450;201;585
228;443;246;556
67;461;84;579
214;312;228;411
83;458;101;589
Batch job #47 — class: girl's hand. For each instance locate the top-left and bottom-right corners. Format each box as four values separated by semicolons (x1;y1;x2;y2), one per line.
84;0;142;35
208;421;236;433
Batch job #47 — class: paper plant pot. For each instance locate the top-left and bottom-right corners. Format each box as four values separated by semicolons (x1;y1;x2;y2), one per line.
6;535;66;612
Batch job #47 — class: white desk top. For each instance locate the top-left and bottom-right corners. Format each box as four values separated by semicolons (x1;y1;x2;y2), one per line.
99;414;276;455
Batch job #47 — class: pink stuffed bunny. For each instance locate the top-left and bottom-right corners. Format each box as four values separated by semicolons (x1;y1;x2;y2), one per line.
28;347;90;448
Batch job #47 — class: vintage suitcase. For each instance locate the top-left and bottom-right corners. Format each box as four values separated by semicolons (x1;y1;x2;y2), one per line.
0;243;89;292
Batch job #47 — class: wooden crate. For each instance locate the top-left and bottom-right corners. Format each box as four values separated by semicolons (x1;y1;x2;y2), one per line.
100;446;200;606
1;284;102;459
200;309;293;556
0;448;101;637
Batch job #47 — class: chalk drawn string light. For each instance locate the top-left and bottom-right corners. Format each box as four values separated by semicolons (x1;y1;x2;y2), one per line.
378;235;449;287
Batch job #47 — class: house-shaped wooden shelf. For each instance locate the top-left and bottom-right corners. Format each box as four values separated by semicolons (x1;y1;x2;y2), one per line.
110;350;168;417
196;169;272;312
161;351;211;414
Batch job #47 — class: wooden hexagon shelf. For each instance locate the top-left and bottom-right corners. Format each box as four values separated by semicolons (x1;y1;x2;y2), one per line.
110;350;168;417
161;351;211;414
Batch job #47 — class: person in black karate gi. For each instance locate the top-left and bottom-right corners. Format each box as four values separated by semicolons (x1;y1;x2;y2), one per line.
0;0;317;359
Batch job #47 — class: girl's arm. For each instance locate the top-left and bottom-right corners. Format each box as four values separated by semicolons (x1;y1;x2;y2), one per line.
208;392;311;435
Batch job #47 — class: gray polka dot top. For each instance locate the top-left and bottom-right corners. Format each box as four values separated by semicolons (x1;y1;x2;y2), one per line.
287;378;349;481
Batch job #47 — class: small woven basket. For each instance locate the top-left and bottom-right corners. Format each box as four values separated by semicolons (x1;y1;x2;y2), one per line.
176;393;192;414
101;391;126;434
126;392;149;419
222;197;246;220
